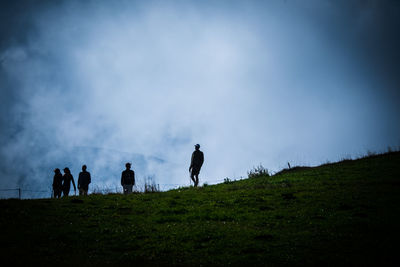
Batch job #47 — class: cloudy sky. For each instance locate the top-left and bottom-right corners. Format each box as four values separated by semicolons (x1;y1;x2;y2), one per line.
1;0;399;198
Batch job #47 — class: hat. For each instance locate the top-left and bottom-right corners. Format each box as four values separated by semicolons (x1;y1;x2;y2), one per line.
195;144;200;149
125;162;131;166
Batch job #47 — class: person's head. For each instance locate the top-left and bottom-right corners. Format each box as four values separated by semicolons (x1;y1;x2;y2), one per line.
64;167;70;174
125;162;131;169
195;144;200;151
54;168;60;174
82;165;87;171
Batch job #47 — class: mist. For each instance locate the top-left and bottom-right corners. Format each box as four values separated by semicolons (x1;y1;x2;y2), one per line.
1;0;399;198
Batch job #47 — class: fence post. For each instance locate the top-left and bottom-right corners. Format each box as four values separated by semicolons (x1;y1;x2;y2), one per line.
18;188;21;199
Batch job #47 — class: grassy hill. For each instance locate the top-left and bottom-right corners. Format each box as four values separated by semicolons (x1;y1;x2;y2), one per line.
1;152;400;266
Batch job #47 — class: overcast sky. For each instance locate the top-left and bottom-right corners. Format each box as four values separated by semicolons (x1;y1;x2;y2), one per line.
1;0;399;198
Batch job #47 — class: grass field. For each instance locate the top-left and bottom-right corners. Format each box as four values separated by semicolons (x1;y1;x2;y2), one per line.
1;152;400;266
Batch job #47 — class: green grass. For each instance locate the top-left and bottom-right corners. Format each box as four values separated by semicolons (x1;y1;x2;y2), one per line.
1;152;400;266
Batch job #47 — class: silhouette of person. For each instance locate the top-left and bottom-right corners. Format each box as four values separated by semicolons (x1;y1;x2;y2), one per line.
52;168;63;198
78;165;91;196
121;162;135;195
62;167;76;197
189;144;204;187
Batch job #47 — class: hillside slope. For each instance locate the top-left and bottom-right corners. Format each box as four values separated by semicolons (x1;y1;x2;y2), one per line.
1;152;400;266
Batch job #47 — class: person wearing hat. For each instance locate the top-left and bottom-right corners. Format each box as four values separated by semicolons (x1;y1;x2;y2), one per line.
52;168;63;198
121;162;135;194
62;167;76;197
78;165;91;196
189;144;204;187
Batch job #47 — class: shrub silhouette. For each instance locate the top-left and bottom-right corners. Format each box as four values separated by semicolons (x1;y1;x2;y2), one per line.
247;164;269;178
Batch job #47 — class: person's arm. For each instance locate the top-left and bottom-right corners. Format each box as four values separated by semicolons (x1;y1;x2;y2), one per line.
189;152;194;171
132;171;135;186
71;175;76;191
200;152;204;167
88;172;91;184
78;173;81;189
121;172;124;186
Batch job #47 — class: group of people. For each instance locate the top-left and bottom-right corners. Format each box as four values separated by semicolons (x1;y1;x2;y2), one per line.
52;165;91;198
52;144;204;197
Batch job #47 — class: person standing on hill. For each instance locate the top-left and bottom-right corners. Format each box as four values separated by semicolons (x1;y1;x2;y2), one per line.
189;144;204;187
121;162;135;195
62;167;76;197
78;165;91;196
52;168;63;198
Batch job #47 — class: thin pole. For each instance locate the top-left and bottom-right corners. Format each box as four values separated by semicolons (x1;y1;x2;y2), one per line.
18;188;21;199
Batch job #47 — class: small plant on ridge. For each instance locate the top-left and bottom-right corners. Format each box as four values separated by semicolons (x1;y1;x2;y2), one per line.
248;164;270;178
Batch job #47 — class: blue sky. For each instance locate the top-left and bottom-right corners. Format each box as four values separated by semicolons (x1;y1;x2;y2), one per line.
0;0;399;197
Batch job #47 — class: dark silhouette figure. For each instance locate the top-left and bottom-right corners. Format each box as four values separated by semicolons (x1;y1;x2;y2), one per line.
62;167;76;197
78;165;91;196
52;168;63;198
121;163;135;195
189;144;204;187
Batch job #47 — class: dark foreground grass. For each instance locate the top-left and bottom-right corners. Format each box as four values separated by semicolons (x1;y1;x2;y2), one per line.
1;152;400;266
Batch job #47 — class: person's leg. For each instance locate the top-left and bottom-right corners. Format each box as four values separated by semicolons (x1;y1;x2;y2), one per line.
55;189;61;198
190;172;196;185
123;185;129;195
84;189;88;196
79;189;83;196
127;185;133;194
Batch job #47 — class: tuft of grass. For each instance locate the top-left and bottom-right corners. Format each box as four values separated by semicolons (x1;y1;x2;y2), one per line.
223;177;234;184
144;176;160;193
247;164;269;178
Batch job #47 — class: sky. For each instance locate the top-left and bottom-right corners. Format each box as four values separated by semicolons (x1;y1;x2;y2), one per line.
0;0;399;198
